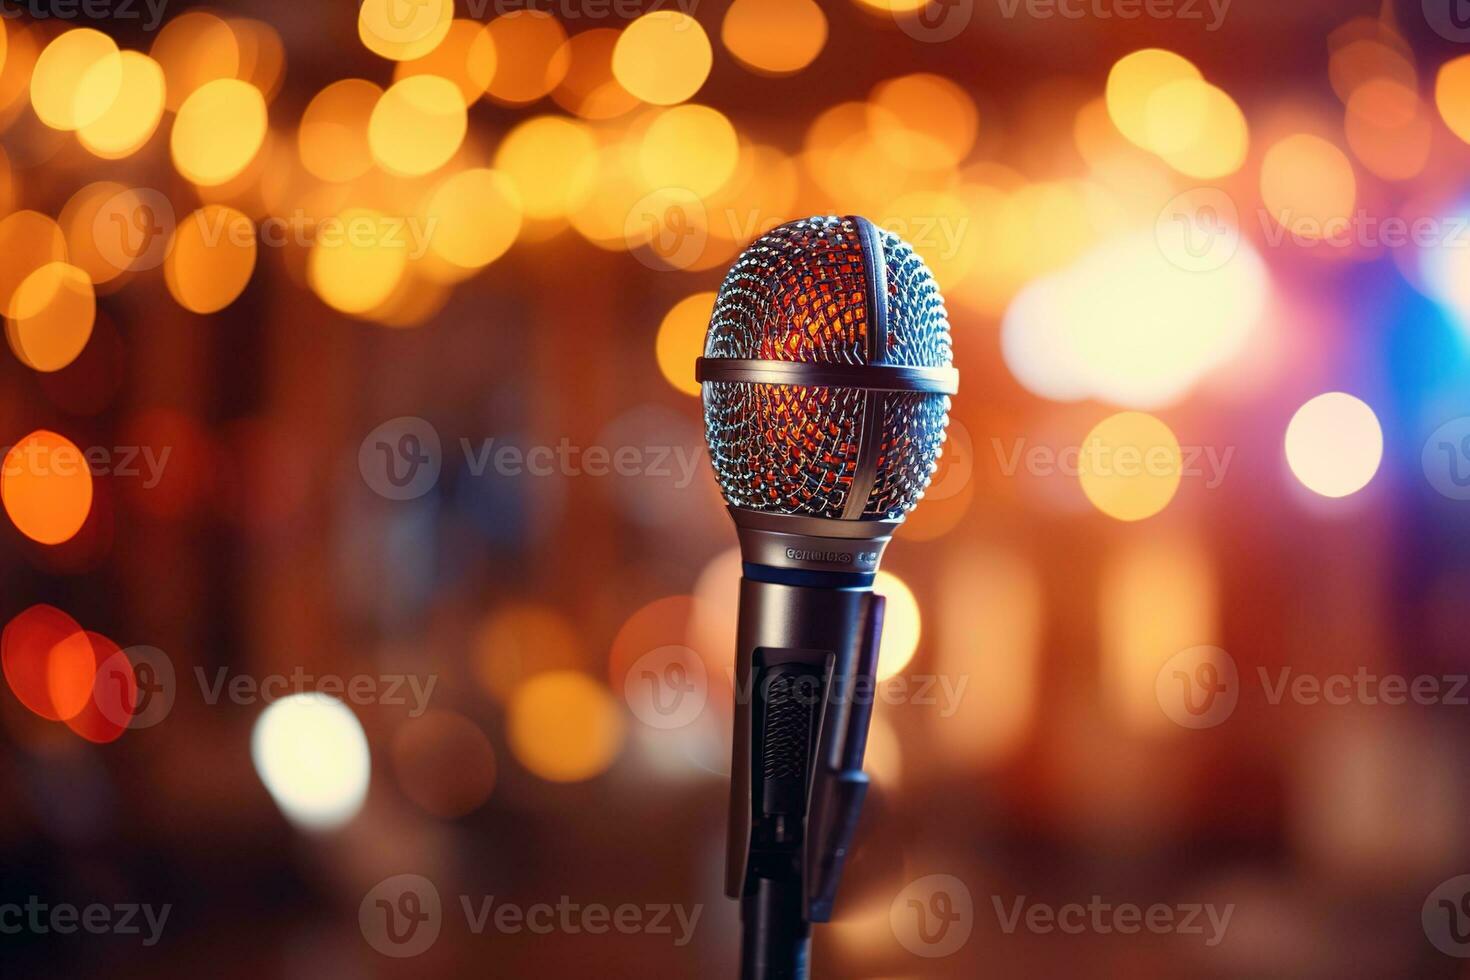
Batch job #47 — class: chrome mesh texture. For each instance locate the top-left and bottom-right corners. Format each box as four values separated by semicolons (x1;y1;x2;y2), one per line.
703;382;863;517
702;217;953;520
878;228;953;368
704;216;868;364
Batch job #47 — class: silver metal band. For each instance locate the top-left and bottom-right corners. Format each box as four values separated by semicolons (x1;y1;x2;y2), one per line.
694;358;959;394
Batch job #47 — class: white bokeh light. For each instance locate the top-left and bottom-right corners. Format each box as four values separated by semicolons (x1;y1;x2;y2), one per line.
1284;392;1384;499
251;693;371;831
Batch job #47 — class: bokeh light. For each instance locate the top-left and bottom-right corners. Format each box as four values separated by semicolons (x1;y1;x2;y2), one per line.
2;430;94;544
308;208;409;315
299;79;381;183
875;571;921;681
656;292;716;396
368;75;467;176
149;10;240;111
1077;411;1183;522
64;633;134;744
494;115;598;220
483;10;569;106
613;12;712;106
1284;392;1383;498
1106;49;1201;151
6;262;95;371
1260;134;1357;238
869;73;978;171
393;19;496;104
30;28;122;131
164;206;258;314
507;671;626;783
424;168;522;269
358;0;454;62
172;79;268;186
251;693;371;831
1;604;94;721
552;28;637;120
77;51;165;159
722;0;827;77
638;105;739;197
1436;54;1470;144
472;602;583;704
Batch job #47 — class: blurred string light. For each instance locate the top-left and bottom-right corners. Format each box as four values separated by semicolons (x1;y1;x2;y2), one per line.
251;693;371;831
507;670;626;783
77;50;164;159
657;292;716;396
1284;392;1383;499
30;28;121;131
368;75;466;176
393;19;496;104
1105;49;1247;178
722;0;827;77
308;208;408;315
358;0;453;62
1001;232;1269;408
150;9;239;111
1077;411;1183;522
874;571;921;681
1259;134;1357;240
2;430;93;544
640;104;738;195
1;604;94;720
494;115;598;221
424;168;522;270
172;78;268;186
6;262;95;370
1435;55;1470;144
164;206;258;314
612;12;711;106
552;28;638;120
483;9;568;105
299;79;381;183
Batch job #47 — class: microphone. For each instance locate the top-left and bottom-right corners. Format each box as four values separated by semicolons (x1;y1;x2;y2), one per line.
695;215;957;979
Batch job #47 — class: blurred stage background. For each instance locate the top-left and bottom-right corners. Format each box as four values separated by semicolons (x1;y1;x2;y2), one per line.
2;0;1470;976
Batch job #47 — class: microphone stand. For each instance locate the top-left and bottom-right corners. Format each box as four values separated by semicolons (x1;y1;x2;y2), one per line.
724;517;887;980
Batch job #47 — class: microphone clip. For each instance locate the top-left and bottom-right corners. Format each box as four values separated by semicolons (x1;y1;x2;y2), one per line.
725;587;887;924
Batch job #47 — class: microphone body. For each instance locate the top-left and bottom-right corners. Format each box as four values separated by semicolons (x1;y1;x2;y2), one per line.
696;216;956;979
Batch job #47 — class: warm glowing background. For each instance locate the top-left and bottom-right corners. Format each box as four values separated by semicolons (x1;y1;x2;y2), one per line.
1;0;1468;976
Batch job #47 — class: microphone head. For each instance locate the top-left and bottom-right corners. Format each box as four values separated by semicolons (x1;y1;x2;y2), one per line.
697;215;957;523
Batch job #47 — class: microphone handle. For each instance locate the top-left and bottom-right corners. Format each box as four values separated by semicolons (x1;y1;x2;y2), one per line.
727;574;883;980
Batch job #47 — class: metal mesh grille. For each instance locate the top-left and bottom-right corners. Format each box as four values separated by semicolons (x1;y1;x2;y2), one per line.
701;217;952;521
704;216;868;364
864;392;951;518
703;381;862;518
879;228;953;368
